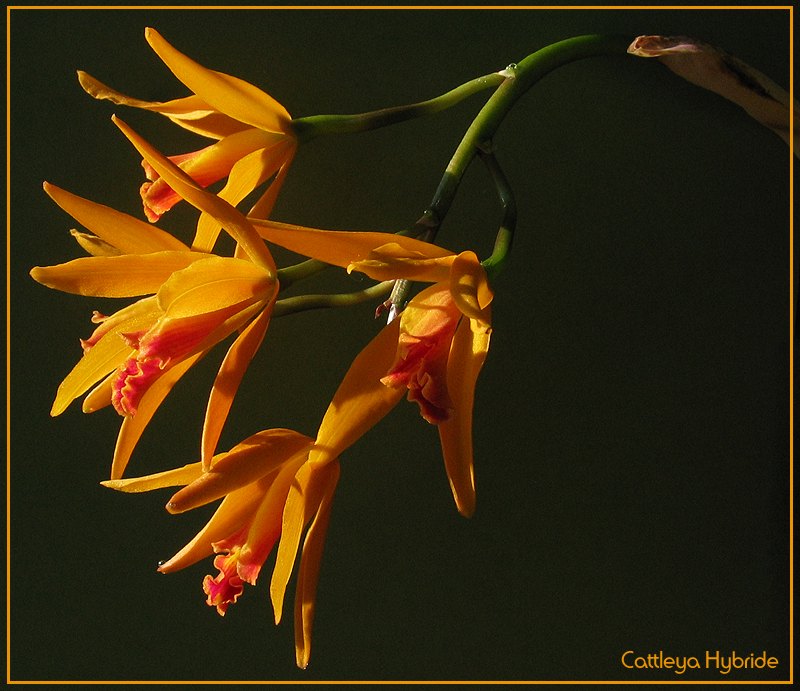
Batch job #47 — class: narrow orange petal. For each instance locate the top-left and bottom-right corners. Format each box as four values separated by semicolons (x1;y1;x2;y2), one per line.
247;143;296;220
437;312;492;518
44;182;189;254
81;372;114;413
145;28;292;134
169;429;312;514
293;460;340;670
109;352;203;480
201;305;273;469
77;70;249;139
51;300;161;417
309;318;404;466
252;220;453;272
192;140;293;254
449;251;493;321
31;251;209;298
270;461;337;625
157;483;266;574
237;452;309;584
113;116;276;272
101;461;203;493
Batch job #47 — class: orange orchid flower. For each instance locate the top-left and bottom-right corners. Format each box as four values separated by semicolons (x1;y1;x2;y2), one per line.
78;28;296;251
254;219;493;517
103;428;340;670
30;120;282;479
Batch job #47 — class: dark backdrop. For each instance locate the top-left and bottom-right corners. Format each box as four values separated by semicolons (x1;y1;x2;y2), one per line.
8;7;791;683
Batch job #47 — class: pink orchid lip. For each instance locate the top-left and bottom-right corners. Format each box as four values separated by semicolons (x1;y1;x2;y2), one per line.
203;549;245;616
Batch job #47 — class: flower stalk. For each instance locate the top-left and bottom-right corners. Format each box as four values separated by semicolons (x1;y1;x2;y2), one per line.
289;72;506;141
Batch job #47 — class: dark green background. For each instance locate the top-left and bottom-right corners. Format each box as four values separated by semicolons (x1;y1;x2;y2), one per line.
9;7;791;683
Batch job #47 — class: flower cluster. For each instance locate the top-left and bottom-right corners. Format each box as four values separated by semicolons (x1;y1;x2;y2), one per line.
31;29;494;669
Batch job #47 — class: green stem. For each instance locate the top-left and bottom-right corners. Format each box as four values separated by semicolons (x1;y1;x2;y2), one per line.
479;148;517;282
272;281;395;317
426;34;631;229
290;72;505;142
277;258;330;291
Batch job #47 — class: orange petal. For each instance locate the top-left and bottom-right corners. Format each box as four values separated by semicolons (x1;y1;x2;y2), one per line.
309;318;405;466
192;139;294;254
155;255;274;320
101;461;203;493
81;372;114;413
50;299;161;416
44;182;189;254
253;220;452;274
437;311;492;518
237;452;309;584
293;460;340;670
449;251;493;320
201;304;273;469
77;70;250;139
30;251;210;298
169;429;313;514
157;483;266;574
270;461;338;625
145;28;292;135
347;243;454;283
109;352;203;480
113;116;276;272
247;143;296;220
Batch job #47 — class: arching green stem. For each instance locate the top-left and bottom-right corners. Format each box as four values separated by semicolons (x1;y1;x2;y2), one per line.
290;72;505;142
272;281;395;317
426;34;631;229
479;147;517;283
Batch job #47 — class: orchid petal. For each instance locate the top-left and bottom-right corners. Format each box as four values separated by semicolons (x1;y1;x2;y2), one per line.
51;299;161;416
247;143;296;220
156;256;274;318
30;251;210;298
110;352;203;480
237;453;309;585
70;230;121;257
145;28;292;135
438;311;492;518
270;461;338;625
347;243;454;283
78;70;249;139
114;116;276;271
449;251;493;320
82;372;114;413
252;220;453;273
169;429;312;514
101;462;203;493
293;460;339;670
192;139;294;254
308;318;404;466
201;305;273;469
158;483;267;574
44;182;189;254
